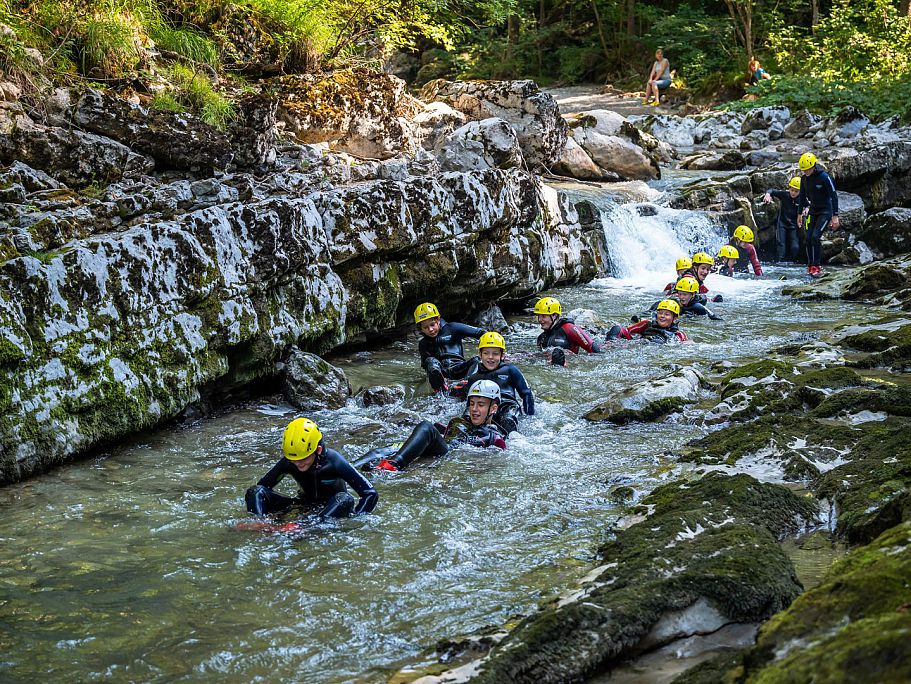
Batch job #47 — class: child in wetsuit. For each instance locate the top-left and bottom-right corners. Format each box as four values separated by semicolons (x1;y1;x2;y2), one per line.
533;296;602;366
367;380;507;472
729;225;763;275
716;245;740;278
245;418;379;518
763;177;803;262
414;302;486;392
607;299;689;343
663;256;693;295
650;276;722;320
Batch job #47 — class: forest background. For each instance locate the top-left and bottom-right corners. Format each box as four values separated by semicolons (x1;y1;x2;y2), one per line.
1;0;910;124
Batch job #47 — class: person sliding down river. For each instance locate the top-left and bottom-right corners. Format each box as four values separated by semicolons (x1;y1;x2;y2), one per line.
363;380;507;473
662;256;694;295
533;296;602;367
245;418;378;518
414;302;486;392
449;332;535;435
607;299;689;343
677;252;724;304
650;276;722;320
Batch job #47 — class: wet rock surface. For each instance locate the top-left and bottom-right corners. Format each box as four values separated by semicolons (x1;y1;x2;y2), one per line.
584;366;708;424
282;348;351;410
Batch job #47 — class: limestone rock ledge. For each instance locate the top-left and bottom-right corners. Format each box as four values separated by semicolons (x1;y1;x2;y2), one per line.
0;166;606;484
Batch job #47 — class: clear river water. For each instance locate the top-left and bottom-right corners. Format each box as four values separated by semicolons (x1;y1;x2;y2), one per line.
0;187;878;683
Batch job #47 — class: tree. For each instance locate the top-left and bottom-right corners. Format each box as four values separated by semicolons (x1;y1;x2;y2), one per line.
722;0;754;59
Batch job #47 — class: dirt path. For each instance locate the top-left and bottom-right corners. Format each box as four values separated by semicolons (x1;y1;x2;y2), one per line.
545;84;657;117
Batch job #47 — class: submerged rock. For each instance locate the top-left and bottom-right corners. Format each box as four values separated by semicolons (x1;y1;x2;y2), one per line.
282;349;351;410
360;384;406;406
585;367;708;424
470;303;509;333
404;473;816;683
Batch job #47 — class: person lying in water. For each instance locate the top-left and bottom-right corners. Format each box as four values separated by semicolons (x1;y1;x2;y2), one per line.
716;245;740;278
414;302;486;393
365;380;507;473
533;296;602;366
450;332;535;435
650;276;722;320
676;252;724;303
245;417;378;518
606;299;689;343
662;256;693;295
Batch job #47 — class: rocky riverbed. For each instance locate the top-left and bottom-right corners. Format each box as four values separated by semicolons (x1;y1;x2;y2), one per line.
2;67;910;683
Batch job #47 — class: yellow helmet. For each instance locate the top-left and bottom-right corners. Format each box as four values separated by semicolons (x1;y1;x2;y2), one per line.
533;296;562;315
788;177;801;190
656;299;681;316
282;417;322;461
675;257;693;271
732;225;754;243
414;302;440;324
675;276;700;294
692;252;714;266
478;331;506;351
798;152;817;171
718;245;740;260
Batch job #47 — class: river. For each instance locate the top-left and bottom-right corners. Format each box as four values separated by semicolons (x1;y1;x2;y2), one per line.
0;187;878;683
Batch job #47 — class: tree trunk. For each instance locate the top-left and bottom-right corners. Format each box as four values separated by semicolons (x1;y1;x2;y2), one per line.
811;0;820;29
722;0;754;60
901;0;910;18
591;0;612;67
506;14;519;63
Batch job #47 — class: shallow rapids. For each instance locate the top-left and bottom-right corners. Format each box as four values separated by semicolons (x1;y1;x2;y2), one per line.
0;200;884;682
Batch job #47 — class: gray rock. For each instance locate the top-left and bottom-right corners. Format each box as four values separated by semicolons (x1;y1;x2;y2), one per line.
553;136;606;180
741;106;791;135
856;207;911;258
228;93;278;170
283;349;351;410
836;192;866;232
824;106;870;140
470;303;509;333
74;88;233;173
567;109;660;180
413;101;467;151
0;183;25;203
783;110;820;138
679;150;747;171
421;79;566;169
631;113;697;148
585;367;707;423
436;118;523;172
361;384;406;406
748;149;782;166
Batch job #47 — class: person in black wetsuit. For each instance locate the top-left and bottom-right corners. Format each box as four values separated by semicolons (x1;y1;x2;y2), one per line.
649;276;722;319
606;299;689;344
763;177;803;262
533;296;602;367
414;302;486;392
796;152;839;278
451;332;535;435
366;380;507;472
716;245;740;278
245;417;378;518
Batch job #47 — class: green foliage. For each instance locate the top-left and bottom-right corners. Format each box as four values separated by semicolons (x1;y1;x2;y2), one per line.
166;63;234;129
150;26;220;66
150;89;184;112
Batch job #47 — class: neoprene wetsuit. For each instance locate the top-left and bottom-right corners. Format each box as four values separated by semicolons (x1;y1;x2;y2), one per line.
456;363;535;434
245;448;378;517
364;416;506;470
767;189;801;261
649;298;721;320
797;166;839;268
731;241;763;275
418;319;486;391
606;319;688;343
536;317;602;354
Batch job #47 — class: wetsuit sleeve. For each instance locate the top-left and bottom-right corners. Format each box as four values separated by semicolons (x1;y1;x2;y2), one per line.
687;302;709;316
797;183;808;213
257;459;289;488
676;330;689;342
626;320;650;337
745;243;763;276
826;173;839;215
561;322;601;353
769;189;787;202
449;322;487;341
330;452;378;514
510;366;535;415
418;336;433;363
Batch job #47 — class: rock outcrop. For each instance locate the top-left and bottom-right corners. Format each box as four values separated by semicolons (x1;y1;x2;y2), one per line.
282;348;351;410
563;109;663;181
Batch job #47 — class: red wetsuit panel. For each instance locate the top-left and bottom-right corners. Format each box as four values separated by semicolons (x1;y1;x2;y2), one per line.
561;322;597;353
743;242;763;275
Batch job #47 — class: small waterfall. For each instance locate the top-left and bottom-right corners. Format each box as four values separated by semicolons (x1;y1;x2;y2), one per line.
566;188;729;285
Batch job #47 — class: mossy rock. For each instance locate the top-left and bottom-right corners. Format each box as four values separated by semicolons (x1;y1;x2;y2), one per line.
676;522;911;684
416;473;816;684
840;321;911;370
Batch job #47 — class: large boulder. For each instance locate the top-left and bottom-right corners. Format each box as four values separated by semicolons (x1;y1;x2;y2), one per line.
227;93;278;170
74;89;233;173
566;109;661;180
630;113;698;148
783;109;821;138
740;106;791;135
282;349;351;410
824;106;870;141
825;142;911;211
420;79;566;169
435;118;523;173
412;101;467;151
274;69;421;159
836;192;867;232
856;208;911;258
679;150;747;171
552;136;609;180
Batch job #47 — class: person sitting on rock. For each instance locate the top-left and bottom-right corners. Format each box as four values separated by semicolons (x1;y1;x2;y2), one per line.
653;276;723;319
728;225;763;275
366;380;507;473
245;417;378;518
763;177;803;262
748;58;771;85
716;244;740;277
796;152;840;278
450;332;535;435
534;296;602;367
643;48;671;106
606;299;689;343
663;256;693;295
415;302;486;392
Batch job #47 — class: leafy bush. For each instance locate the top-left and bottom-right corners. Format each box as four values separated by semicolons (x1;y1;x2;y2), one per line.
166;62;234;128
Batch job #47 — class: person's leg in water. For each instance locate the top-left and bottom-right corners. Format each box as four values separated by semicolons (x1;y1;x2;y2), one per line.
776;220;787;262
318;491;355;519
443;356;480;381
245;484;299;515
376;420;448;471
